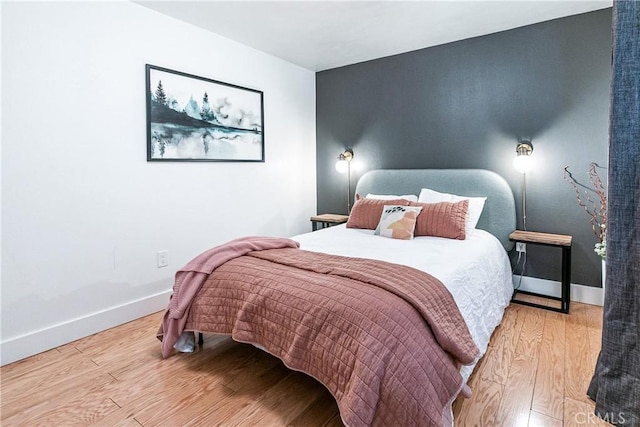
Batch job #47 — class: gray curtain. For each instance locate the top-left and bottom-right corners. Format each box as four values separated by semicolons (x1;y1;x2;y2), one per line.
587;1;640;425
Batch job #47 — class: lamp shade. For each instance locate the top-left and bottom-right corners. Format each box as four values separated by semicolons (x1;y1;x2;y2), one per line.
513;155;533;173
335;159;349;173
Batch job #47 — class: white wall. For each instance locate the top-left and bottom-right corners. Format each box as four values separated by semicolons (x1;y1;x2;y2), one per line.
1;1;316;365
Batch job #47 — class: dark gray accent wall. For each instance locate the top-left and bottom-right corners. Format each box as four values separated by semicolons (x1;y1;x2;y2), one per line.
316;9;612;287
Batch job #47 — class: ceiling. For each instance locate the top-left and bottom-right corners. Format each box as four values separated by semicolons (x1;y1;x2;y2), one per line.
136;1;612;72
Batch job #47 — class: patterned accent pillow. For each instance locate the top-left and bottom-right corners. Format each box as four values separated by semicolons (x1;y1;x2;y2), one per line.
374;205;423;240
346;195;411;230
410;200;469;240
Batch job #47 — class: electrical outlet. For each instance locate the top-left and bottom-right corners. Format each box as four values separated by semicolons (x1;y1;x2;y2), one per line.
157;250;169;268
516;242;527;253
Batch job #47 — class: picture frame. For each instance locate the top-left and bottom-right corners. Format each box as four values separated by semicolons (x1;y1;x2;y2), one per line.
146;64;264;162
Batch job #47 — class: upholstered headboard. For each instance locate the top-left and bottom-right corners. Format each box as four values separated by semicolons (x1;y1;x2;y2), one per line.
354;169;516;250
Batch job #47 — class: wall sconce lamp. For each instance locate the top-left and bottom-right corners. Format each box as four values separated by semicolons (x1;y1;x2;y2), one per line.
335;148;354;213
513;140;534;174
513;140;533;230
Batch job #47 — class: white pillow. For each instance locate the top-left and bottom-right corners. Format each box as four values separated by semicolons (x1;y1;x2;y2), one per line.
366;193;418;202
417;188;487;235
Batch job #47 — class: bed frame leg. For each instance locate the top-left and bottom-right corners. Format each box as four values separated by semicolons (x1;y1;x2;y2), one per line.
198;332;204;347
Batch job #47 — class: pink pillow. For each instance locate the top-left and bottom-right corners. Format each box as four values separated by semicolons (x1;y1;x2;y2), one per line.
409;200;469;240
347;195;411;230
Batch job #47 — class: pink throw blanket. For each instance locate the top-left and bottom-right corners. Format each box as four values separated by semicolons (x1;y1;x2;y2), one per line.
178;243;479;426
157;236;300;357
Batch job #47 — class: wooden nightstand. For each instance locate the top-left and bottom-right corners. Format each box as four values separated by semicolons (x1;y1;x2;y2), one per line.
509;230;573;314
310;214;349;231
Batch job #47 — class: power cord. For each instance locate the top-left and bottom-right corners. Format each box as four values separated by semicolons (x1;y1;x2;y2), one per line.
512;251;522;274
512;250;527;291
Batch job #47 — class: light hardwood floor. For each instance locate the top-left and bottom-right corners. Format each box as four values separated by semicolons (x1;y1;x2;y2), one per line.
1;301;606;426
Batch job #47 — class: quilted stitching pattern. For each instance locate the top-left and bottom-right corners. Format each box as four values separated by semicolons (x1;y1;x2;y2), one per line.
346;197;411;230
410;200;469;239
186;249;476;427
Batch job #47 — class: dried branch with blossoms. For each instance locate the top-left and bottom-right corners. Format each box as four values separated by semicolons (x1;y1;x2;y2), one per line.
563;163;607;259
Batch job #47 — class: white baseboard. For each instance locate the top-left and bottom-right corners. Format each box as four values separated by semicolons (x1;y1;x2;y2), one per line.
1;278;602;365
512;275;604;307
0;290;171;366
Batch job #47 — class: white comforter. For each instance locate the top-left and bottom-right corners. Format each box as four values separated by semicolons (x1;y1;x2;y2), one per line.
292;224;513;381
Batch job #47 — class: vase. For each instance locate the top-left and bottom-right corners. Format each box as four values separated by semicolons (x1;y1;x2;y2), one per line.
602;259;606;292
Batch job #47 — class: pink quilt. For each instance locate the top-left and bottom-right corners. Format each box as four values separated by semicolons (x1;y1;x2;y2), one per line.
157;236;300;358
163;238;479;427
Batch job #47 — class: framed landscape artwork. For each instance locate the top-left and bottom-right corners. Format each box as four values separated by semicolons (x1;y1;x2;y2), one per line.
146;64;264;162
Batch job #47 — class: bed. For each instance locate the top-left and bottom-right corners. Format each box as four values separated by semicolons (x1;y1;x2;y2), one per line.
158;168;516;427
